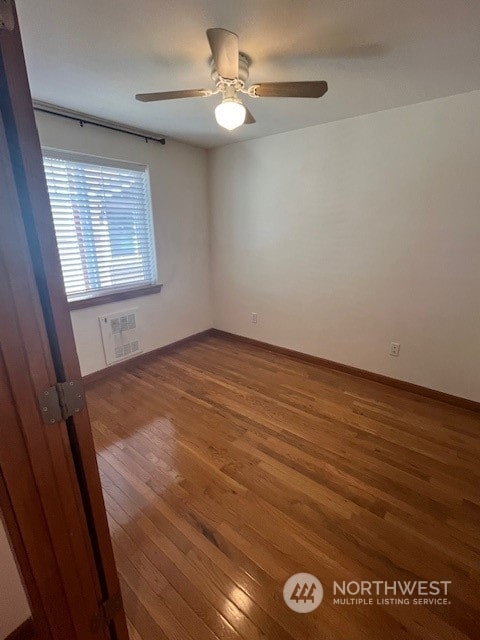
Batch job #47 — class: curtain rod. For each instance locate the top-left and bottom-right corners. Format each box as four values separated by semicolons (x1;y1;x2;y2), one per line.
33;101;166;145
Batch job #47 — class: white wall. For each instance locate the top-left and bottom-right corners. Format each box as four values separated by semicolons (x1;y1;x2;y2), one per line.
209;90;480;402
36;112;212;376
0;520;30;638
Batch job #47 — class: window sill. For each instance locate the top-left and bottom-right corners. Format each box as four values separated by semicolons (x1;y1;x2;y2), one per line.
68;284;163;311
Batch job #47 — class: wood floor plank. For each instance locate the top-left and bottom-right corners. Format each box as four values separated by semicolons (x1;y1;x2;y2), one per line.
87;334;480;640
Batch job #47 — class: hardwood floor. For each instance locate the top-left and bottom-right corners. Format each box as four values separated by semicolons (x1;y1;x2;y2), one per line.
87;334;480;640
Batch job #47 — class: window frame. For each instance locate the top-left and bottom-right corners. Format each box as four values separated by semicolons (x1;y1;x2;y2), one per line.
42;148;160;309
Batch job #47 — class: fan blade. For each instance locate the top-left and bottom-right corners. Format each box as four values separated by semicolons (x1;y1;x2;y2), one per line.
206;28;239;79
252;81;328;98
244;107;256;124
136;89;210;102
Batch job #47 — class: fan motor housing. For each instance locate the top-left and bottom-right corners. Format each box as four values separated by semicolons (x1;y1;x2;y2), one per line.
210;52;250;86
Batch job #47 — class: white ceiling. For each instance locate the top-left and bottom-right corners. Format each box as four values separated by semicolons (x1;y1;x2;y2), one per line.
16;0;480;149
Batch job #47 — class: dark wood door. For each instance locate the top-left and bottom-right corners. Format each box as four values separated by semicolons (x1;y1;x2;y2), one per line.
0;4;129;640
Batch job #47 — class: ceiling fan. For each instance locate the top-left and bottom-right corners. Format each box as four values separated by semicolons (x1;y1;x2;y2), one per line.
135;28;328;131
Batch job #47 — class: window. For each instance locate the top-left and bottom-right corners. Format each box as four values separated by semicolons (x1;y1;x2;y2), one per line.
43;150;157;302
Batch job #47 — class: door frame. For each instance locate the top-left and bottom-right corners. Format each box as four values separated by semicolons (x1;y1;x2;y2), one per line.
0;4;129;639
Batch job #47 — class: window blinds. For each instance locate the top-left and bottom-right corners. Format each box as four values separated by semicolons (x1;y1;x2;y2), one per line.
43;152;156;301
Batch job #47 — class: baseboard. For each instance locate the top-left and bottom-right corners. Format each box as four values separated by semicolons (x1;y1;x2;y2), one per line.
82;325;479;412
5;619;35;640
211;329;480;413
83;329;214;385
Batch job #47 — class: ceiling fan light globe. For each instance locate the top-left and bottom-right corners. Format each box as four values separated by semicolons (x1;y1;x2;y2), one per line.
215;98;246;130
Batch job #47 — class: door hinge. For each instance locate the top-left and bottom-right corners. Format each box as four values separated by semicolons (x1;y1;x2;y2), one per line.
0;0;14;31
38;380;85;424
90;594;123;632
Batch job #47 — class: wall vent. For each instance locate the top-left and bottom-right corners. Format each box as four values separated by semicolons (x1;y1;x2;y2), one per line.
99;308;142;365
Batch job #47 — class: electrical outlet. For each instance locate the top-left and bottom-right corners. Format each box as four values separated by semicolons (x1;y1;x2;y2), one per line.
390;342;400;357
251;312;258;324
